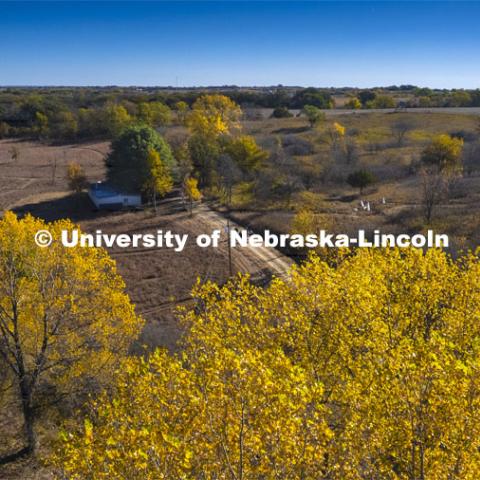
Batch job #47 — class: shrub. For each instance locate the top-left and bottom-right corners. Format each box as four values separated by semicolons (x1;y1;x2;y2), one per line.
347;169;377;194
282;135;314;156
271;106;293;118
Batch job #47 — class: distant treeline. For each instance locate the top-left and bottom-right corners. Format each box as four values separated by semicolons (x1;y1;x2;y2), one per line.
1;85;480;142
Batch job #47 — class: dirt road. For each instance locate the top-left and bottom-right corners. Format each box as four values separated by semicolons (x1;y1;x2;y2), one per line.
196;203;293;279
162;195;293;280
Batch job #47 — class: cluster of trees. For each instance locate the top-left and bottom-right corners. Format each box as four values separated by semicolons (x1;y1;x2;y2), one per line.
102;94;269;211
345;90;397;109
106;124;177;204
53;248;480;479
0;95;175;143
2;86;480;143
411;88;480;108
0;87;336;143
184;95;269;203
344;88;480;110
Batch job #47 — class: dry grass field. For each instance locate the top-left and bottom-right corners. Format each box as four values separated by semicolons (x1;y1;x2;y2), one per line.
239;111;480;253
0;140;108;213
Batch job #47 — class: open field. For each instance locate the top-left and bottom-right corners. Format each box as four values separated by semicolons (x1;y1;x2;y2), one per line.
0;140;108;213
239;111;480;253
256;106;480;118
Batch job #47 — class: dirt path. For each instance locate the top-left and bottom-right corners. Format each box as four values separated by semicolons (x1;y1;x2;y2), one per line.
191;202;293;279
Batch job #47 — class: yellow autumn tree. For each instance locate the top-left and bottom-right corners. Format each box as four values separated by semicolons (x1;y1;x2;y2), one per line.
0;212;143;464
183;176;202;216
223;135;269;173
66;161;88;193
422;134;464;173
186;94;242;138
291;208;347;266
143;149;173;213
55;248;480;479
104;104;132;137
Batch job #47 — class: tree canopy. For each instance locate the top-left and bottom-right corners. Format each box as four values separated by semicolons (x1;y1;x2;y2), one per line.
0;212;143;463
347;168;376;193
55;248;480;479
186;94;242;138
106;124;177;191
422;134;464;173
302;104;325;127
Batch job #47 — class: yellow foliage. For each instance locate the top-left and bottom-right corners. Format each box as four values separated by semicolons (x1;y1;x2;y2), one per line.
0;212;143;454
422;133;464;173
224;135;269;172
183;176;202;202
66;162;87;193
333;121;346;136
55;248;480;479
143;148;173;206
291;208;347;265
345;97;362;109
186;94;242;138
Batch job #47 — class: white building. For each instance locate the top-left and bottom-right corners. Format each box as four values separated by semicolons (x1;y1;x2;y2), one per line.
88;182;142;210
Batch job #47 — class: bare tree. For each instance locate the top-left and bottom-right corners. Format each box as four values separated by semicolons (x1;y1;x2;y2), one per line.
391;118;417;146
217;154;242;207
421;168;447;222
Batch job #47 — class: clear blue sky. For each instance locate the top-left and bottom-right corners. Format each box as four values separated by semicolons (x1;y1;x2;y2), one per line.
0;1;478;88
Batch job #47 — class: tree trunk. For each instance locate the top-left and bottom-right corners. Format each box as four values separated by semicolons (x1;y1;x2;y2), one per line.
0;381;37;465
22;401;37;455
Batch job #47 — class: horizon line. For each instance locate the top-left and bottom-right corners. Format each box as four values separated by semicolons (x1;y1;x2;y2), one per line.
0;84;476;91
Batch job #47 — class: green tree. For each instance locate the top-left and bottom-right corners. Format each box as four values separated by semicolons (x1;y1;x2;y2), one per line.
371;95;396;109
137;102;172;128
48;111;78;141
302;104;325;127
107;125;177;191
271;106;293;118
290;87;334;109
347;168;376;194
448;90;472;107
187;133;221;187
33;111;49;140
358;90;376;106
